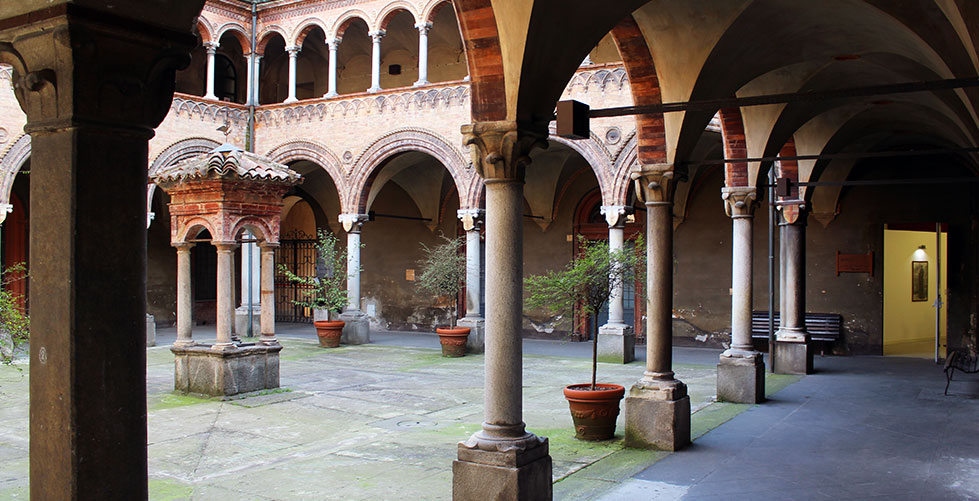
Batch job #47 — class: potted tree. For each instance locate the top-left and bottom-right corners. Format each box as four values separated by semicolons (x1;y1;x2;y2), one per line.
416;234;469;357
278;229;349;348
525;236;639;440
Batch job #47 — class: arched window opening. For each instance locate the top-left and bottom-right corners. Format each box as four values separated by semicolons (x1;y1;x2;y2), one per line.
378;10;418;89
297;27;329;99
426;3;467;83
214;54;237;103
259;34;288;104
336;18;372;95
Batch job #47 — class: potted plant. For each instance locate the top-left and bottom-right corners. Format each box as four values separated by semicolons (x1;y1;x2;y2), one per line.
525;236;639;440
278;229;349;348
416;234;469;357
0;263;29;365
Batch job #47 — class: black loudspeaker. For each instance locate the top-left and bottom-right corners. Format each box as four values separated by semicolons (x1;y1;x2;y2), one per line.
556;100;590;139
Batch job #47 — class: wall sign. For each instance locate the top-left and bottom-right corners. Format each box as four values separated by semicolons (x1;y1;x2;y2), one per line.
836;251;874;276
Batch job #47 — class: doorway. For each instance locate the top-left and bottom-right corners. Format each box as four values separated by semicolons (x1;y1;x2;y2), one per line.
882;224;947;357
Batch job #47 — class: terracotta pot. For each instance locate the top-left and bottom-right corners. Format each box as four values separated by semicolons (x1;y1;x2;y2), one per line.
313;320;344;348
436;327;470;357
563;383;626;440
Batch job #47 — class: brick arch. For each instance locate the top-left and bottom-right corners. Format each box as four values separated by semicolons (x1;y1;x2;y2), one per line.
611;132;639;206
265;140;346;199
348;128;470;213
255;27;288;55
196;17;215;44
175;217;217;244
718;107;748;188
331;10;374;40
231;216;277;245
0;133;30;207
546;129;615;206
421;0;453;24
293;18;330;47
610;15;667;165
453;0;506;122
461;174;484;210
377;2;420;31
149;137;221;177
215;23;250;53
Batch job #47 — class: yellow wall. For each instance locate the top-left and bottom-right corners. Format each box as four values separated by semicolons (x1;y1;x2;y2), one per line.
883;229;947;356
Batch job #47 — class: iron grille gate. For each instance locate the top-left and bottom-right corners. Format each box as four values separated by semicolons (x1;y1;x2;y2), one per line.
275;229;318;323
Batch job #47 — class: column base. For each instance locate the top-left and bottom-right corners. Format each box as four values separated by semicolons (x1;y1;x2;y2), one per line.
716;351;765;403
172;344;282;397
203;93;217;100
235;305;261;338
367;87;381;93
597;323;635;364
283;97;298;104
774;332;813;375
413;79;429;86
624;380;690;451
453;439;551;501
458;316;485;353
323;91;338;98
146;314;156;347
340;310;371;344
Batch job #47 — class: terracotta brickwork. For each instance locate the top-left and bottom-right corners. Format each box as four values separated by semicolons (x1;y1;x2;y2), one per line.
719;107;748;187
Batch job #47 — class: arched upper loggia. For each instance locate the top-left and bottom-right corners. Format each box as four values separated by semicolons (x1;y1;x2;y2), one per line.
348;128;470;214
293;18;331;47
331;10;375;40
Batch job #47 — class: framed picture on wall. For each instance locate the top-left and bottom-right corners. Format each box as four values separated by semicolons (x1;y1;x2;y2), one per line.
911;260;928;302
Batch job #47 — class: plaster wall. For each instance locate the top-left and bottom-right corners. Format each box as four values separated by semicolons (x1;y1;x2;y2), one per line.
882;229;947;356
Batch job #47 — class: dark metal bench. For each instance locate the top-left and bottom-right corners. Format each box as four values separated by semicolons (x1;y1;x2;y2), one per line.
751;311;843;352
944;349;979;395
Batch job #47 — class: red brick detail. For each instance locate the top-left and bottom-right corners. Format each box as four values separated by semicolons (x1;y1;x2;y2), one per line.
719;107;748;187
778;138;800;199
611;16;666;165
454;0;507;122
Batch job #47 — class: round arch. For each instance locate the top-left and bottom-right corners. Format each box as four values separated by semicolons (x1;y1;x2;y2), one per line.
546;130;616;205
176;218;217;243
348;128;470;213
196;17;215;44
231;217;276;244
0;134;31;206
265;140;346;193
421;0;453;24
149;137;221;178
293;18;330;47
215;23;250;53
256;27;289;55
331;10;374;40
377;2;420;31
610;131;639;206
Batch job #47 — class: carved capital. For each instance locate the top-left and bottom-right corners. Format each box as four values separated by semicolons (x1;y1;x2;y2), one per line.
203;41;219;55
286;45;301;56
721;186;757;218
630;164;675;204
327;38;341;50
461;121;548;182
600;205;633;228
369;30;386;43
339;213;369;233
415;22;433;35
0;8;199;134
457;208;484;231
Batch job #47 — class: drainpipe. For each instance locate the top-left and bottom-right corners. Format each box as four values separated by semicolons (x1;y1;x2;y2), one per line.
768;165;776;372
247;1;257;153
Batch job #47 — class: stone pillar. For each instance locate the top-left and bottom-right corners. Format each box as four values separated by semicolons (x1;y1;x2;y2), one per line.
284;45;300;103
717;187;765;403
339;213;370;344
453;121;552;501
775;206;812;374
245;52;254;105
253;55;263;105
174;243;196;347
624;165;690;451
368;30;385;93
325;37;340;97
214;242;237;350
598;205;635;364
414;22;432;86
260;242;278;345
235;232;261;337
0;4;202;496
457;208;485;353
203;41;218;100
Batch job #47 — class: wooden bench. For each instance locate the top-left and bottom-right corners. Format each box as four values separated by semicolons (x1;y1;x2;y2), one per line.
751;311;843;352
944;349;979;395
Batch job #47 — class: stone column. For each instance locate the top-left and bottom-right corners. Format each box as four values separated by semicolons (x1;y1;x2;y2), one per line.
457;208;485;353
174;243;196;347
597;205;635;364
414;22;432;86
339;213;370;344
214;242;237;350
775;206;812;374
203;41;218;100
0;4;201;496
368;30;385;93
325;37;340;97
284;45;300;103
624;165;691;451
717;187;765;403
453;121;551;501
260;242;278;345
245;52;254;105
253;55;263;105
235;231;261;337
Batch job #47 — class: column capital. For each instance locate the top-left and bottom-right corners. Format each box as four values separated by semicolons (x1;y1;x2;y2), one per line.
461;121;548;182
203;41;219;54
258;241;280;250
778;203;808;227
285;45;301;56
172;242;195;251
457;208;485;231
630;164;675;205
600;205;634;228
327;37;341;50
212;241;238;251
414;22;433;34
339;213;370;233
721;186;757;218
368;30;386;42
